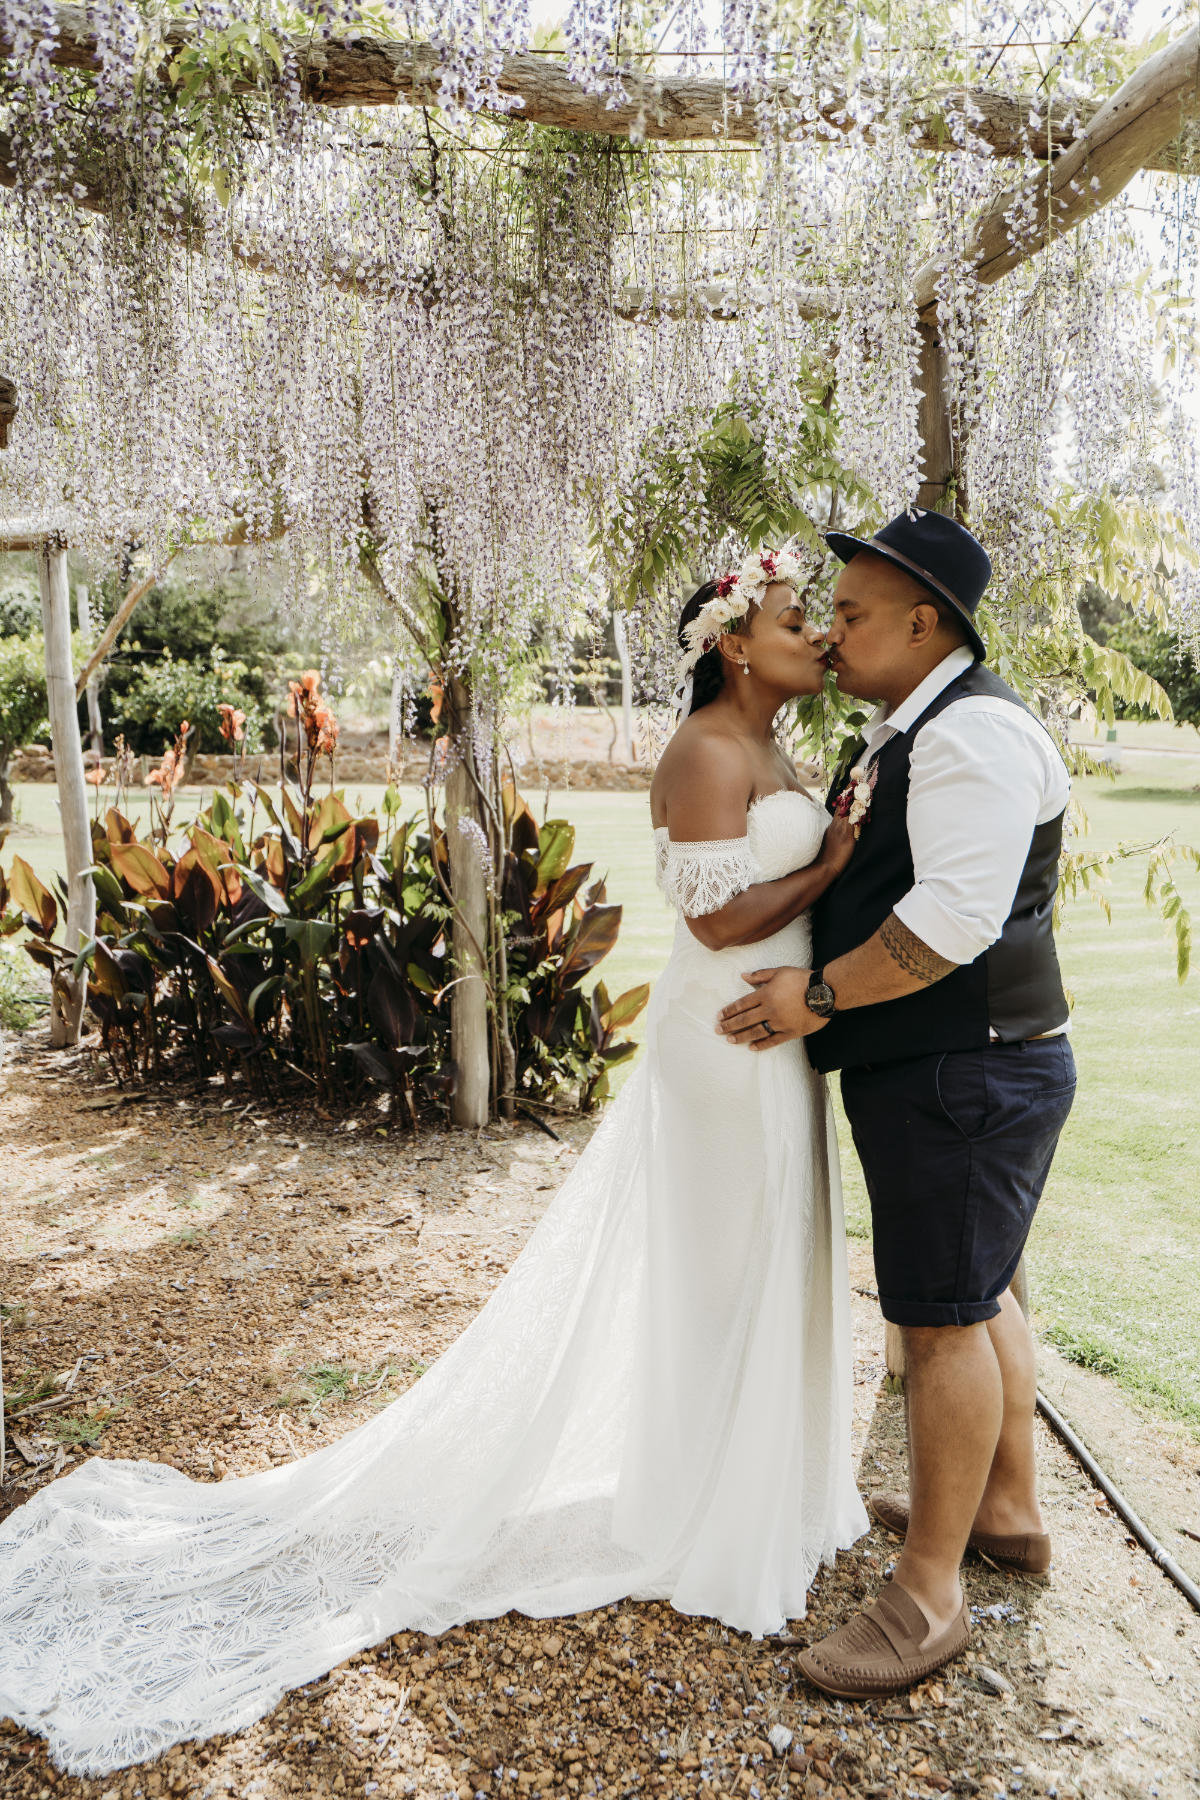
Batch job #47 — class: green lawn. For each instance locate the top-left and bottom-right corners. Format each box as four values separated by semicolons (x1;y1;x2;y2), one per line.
4;717;1199;1434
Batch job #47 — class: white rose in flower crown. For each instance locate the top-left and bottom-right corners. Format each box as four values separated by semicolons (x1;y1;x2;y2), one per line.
674;538;823;715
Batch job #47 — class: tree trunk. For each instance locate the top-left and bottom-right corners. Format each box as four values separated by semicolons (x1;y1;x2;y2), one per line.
613;608;636;762
38;540;94;1046
388;661;404;768
75;581;104;758
444;678;492;1128
0;755;13;826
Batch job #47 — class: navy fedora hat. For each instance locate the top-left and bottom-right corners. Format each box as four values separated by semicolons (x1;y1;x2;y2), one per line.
824;508;991;661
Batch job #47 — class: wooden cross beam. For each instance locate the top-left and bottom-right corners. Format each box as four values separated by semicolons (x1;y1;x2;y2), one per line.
914;22;1200;316
4;2;1196;172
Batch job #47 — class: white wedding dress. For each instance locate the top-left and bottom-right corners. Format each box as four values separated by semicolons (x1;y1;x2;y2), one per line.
0;786;867;1777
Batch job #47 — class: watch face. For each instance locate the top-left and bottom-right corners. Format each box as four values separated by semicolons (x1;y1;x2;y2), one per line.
808;980;836;1017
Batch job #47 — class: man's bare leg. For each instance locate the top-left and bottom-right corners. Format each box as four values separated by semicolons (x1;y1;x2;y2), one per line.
892;1321;1003;1644
974;1286;1045;1537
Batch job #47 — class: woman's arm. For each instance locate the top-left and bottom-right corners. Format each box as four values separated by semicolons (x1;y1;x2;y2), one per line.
686;821;855;950
659;736;856;951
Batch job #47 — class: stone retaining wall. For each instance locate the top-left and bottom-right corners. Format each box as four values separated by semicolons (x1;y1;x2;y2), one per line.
10;746;652;793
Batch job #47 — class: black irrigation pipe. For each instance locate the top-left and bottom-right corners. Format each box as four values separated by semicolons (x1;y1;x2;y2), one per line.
1036;1388;1200;1618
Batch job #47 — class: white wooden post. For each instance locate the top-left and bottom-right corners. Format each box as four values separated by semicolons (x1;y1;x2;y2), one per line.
38;539;94;1045
75;581;104;758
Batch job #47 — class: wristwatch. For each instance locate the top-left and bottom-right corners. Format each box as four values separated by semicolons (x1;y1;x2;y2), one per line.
805;967;838;1019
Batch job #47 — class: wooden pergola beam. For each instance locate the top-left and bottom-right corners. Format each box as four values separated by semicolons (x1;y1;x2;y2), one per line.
913;22;1200;316
0;515;78;550
4;3;1196;172
622;27;1200;325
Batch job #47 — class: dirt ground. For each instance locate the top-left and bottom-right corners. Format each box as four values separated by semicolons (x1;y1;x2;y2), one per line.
1;1032;1199;1800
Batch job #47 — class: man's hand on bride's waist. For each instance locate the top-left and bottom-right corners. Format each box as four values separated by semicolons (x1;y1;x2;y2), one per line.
716;966;830;1049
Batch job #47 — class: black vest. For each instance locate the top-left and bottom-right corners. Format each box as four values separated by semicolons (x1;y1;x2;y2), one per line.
808;663;1069;1074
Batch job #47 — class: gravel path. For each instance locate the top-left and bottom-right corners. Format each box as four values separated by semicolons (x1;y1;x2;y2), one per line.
1;1035;1198;1800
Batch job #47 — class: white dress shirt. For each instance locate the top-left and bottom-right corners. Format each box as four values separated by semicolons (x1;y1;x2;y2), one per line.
859;645;1071;970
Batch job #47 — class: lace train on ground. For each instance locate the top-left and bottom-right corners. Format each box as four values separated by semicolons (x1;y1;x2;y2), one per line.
0;788;866;1778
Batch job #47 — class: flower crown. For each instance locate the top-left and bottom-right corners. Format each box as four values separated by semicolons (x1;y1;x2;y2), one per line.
679;544;817;681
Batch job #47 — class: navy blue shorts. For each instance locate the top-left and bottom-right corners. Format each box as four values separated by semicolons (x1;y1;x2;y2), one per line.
840;1036;1077;1328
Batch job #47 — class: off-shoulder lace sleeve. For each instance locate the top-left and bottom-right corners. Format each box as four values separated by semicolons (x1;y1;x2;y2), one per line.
656;835;764;918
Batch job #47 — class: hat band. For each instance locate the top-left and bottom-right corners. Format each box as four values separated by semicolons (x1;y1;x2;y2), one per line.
867;537;968;614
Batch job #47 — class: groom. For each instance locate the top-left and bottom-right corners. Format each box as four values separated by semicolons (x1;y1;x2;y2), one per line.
717;509;1076;1696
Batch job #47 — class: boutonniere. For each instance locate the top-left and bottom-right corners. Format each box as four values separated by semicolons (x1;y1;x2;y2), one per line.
832;757;879;830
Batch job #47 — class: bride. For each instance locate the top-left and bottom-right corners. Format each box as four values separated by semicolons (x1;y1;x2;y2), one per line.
0;547;868;1778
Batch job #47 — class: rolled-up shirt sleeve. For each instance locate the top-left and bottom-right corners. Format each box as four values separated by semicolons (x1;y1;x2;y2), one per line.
891;707;1065;966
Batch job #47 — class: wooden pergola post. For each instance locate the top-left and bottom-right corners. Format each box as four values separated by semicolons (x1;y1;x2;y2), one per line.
37;537;94;1045
915;324;957;517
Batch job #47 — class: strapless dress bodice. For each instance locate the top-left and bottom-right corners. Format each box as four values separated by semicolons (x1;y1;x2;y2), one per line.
653;786;829;902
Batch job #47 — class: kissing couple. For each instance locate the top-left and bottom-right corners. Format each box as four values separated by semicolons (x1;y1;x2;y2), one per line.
0;509;1077;1778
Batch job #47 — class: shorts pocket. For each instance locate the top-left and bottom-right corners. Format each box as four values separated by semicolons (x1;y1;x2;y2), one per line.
935;1050;990;1139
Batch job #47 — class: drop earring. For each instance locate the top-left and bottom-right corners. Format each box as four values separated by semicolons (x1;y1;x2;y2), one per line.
741;662;750;675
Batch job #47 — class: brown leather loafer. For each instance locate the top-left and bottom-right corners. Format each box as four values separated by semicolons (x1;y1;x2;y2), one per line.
798;1580;970;1699
869;1490;1052;1576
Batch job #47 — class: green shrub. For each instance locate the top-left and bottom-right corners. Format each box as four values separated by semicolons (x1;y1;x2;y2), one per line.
0;588;40;639
1106;621;1200;729
95;574;289;754
115;650;270;754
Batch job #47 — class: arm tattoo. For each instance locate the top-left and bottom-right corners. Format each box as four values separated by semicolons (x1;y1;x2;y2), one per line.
879;912;957;985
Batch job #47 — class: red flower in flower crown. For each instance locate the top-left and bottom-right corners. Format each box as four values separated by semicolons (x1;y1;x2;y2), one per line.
759;551;778;577
715;572;738;598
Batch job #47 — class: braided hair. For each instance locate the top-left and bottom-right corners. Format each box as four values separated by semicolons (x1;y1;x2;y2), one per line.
677;581;744;714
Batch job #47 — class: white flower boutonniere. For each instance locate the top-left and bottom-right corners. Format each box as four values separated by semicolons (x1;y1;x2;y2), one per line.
833;758;879;832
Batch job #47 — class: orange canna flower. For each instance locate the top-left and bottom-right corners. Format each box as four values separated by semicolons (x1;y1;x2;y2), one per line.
149;737;185;793
85;764;105;787
217;703;246;744
286;671;339;759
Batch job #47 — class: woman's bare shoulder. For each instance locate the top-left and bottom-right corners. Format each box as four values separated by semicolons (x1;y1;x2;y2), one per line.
650;718;755;830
